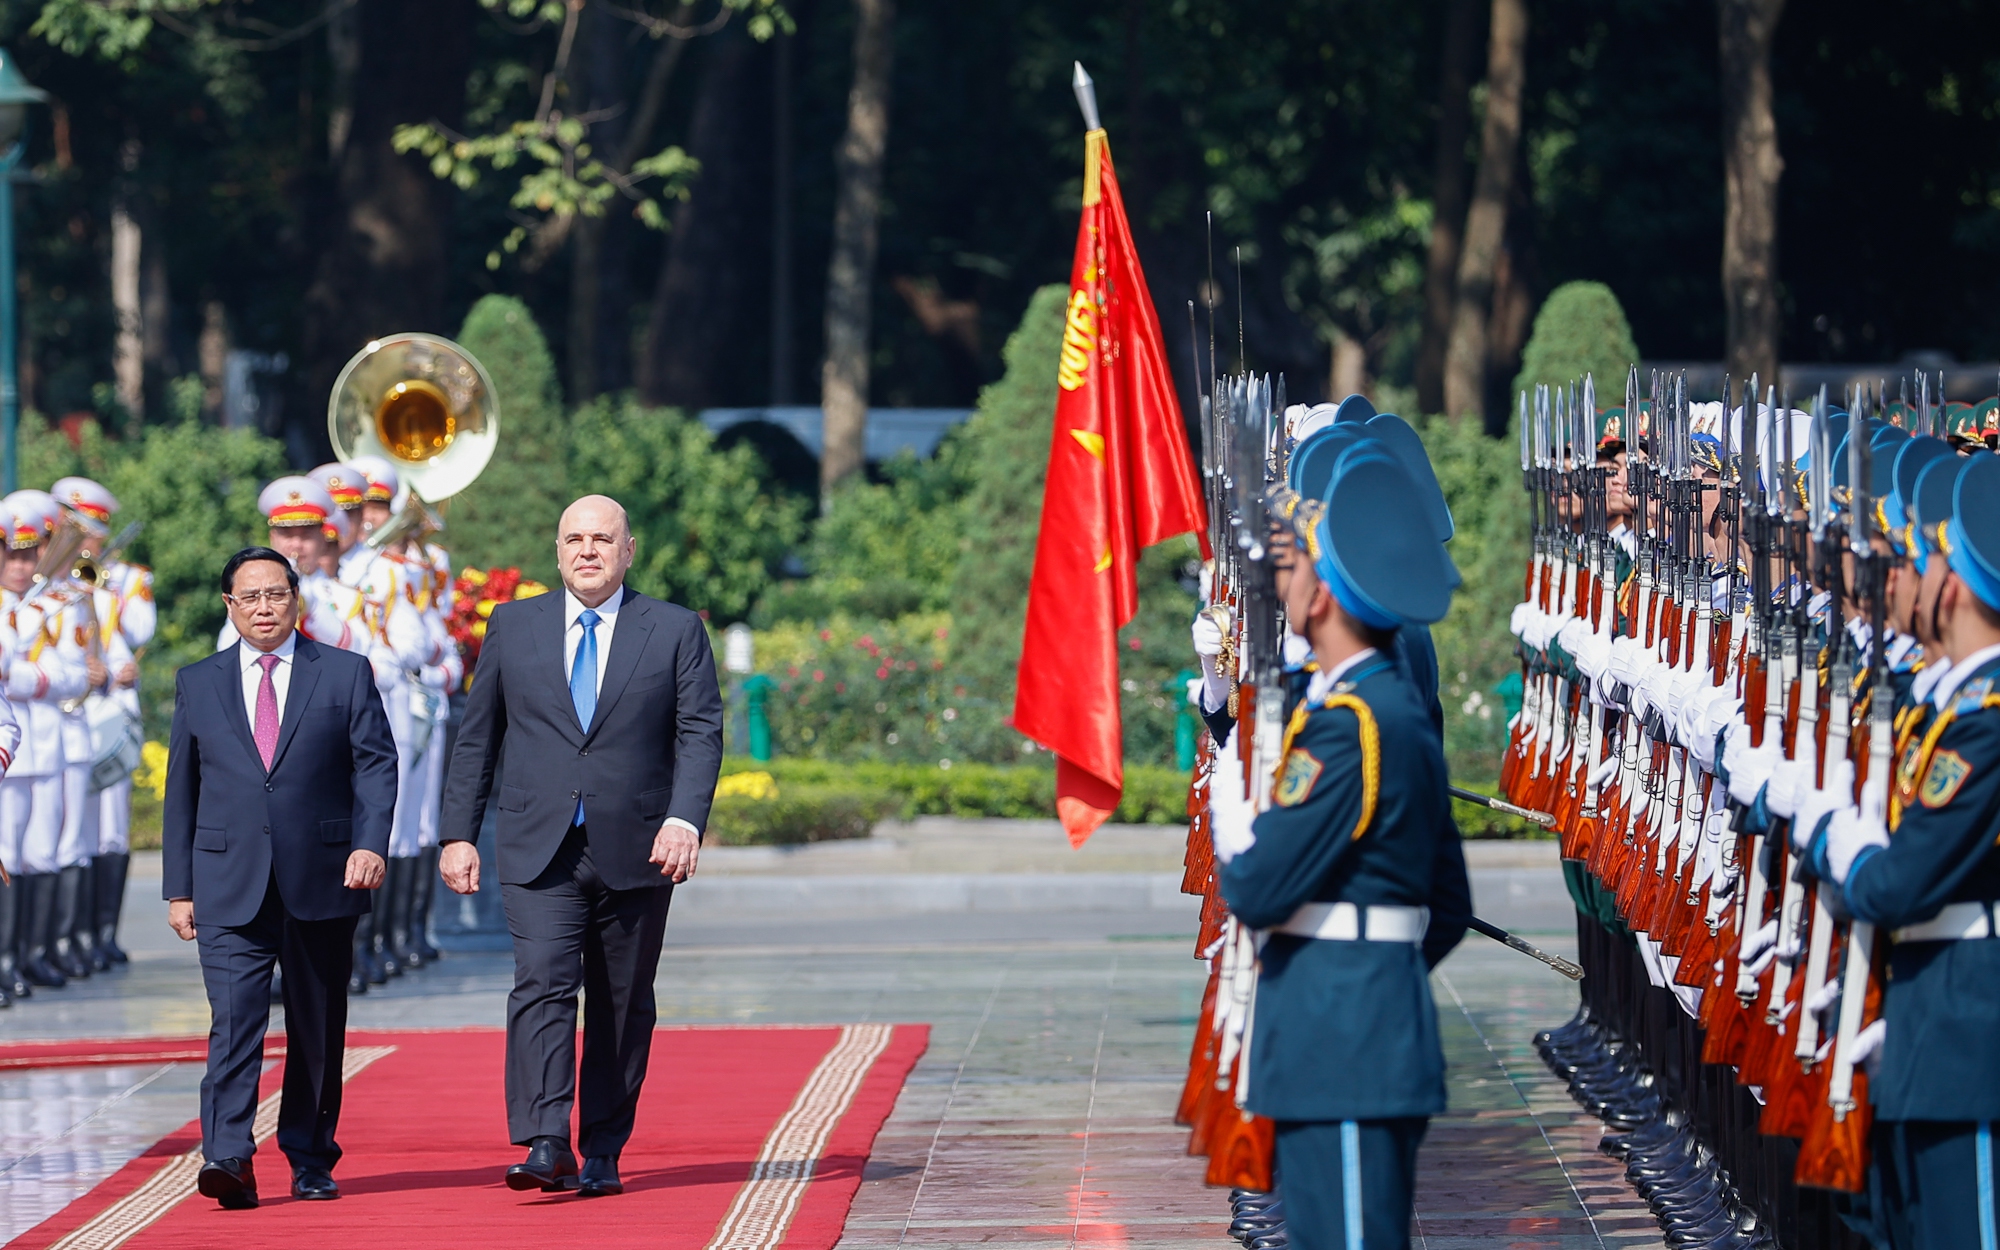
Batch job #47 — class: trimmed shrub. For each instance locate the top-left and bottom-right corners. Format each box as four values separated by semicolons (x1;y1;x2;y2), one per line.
449;295;569;585
705;784;902;845
717;757;1193;826
1510;281;1642;403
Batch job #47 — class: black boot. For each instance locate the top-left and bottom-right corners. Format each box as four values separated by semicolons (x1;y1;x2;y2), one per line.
73;859;107;972
0;878;17;1006
95;852;130;966
388;857;423;970
411;846;441;963
21;874;67;988
51;864;92;980
372;882;401;978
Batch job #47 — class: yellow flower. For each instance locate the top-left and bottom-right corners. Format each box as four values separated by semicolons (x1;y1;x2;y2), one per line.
133;740;170;802
714;771;778;801
515;580;549;599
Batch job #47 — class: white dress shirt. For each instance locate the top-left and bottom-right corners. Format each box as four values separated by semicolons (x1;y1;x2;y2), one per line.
562;586;623;696
561;586;699;838
1303;646;1380;706
239;631;297;727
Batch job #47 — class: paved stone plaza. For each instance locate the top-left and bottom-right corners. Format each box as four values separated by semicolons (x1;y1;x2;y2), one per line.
0;823;1663;1248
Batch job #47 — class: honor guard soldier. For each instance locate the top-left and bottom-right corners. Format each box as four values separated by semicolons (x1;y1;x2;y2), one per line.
52;477;151;967
1217;443;1470;1250
1797;451;2000;1249
0;491;89;992
12;488;112;982
336;456;441;984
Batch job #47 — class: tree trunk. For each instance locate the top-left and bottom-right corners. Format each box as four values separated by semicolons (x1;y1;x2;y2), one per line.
1415;0;1484;415
110;202;142;424
302;0;474;451
569;3;700;402
1443;0;1527;423
636;21;766;409
769;29;795;404
1719;0;1785;389
818;0;895;498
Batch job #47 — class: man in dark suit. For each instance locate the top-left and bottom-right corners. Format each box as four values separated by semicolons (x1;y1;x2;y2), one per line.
164;544;398;1210
440;494;724;1198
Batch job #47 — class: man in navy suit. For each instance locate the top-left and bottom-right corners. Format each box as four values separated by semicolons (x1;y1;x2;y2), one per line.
164;546;398;1210
441;494;724;1199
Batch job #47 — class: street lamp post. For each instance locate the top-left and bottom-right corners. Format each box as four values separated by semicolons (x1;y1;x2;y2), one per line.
0;49;44;494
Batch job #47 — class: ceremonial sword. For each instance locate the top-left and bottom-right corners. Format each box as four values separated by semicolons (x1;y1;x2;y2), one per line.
1436;789;1582;978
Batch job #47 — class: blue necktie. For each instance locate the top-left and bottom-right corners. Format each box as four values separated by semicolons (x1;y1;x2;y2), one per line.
570;608;599;824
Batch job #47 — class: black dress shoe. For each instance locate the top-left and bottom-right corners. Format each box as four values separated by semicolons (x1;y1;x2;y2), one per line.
578;1156;623;1197
291;1167;340;1200
197;1158;259;1210
506;1137;579;1192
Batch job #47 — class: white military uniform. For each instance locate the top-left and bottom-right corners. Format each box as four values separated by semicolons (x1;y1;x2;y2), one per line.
90;561;154;855
1;586;87;875
411;542;460;852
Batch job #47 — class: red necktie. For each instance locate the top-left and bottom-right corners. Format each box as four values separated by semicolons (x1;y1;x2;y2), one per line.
254;654;281;770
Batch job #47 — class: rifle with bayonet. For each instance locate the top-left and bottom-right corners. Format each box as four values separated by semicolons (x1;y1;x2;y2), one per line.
1795;394;1885;1194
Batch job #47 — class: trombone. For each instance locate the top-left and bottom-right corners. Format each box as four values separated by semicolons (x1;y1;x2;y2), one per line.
327;332;500;549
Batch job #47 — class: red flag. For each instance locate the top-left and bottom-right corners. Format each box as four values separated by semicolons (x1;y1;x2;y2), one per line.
1013;128;1209;847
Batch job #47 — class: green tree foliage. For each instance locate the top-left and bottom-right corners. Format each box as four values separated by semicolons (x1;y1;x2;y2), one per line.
1414;411;1530;779
565;396;804;621
1511;281;1642;402
448;295;568;584
755;445;972;624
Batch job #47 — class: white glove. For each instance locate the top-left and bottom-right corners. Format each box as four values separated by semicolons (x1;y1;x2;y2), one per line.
1509;602;1535;640
1807;976;1841;1025
1824;807;1889;884
1727;742;1779;807
1791;759;1856;851
1588;750;1622;791
1765;756;1813;818
1851;1018;1887;1077
1570;632;1613;682
1556;618;1593;663
1743;917;1780;964
1192;612;1230;713
1208;738;1256;864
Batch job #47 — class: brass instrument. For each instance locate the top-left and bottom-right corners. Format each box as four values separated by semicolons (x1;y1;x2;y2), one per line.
31;511;123;715
328;332;499;549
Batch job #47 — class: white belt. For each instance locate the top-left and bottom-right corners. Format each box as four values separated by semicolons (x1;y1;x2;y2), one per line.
1892;901;2000;944
1274;902;1429;943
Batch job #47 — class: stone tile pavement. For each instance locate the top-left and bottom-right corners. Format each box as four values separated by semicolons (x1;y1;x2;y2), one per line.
0;831;1665;1249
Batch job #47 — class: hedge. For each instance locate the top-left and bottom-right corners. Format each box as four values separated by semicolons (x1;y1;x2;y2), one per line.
719;758;1192;825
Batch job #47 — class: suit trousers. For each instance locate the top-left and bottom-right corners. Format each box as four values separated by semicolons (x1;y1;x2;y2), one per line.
1273;1117;1429;1250
196;874;358;1169
501;824;672;1158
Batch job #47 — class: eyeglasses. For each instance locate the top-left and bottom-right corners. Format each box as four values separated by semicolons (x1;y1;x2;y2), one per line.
226;589;295;608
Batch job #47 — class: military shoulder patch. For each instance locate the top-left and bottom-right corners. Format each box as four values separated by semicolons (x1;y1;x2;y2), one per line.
1273;749;1323;807
1919;749;1974;808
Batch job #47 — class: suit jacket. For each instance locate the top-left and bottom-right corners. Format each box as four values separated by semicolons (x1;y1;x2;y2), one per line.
440;586;725;891
162;636;398;928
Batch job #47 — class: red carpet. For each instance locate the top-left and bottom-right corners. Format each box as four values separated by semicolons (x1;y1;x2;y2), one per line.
11;1023;928;1250
0;1035;283;1071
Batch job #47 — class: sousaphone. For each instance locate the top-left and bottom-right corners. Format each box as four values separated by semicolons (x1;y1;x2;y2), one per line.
327;332;500;549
